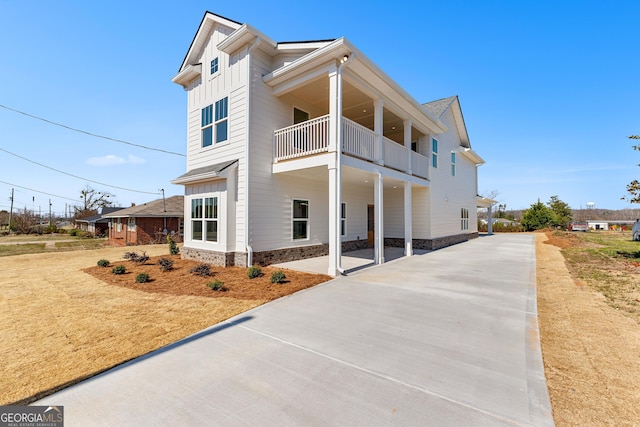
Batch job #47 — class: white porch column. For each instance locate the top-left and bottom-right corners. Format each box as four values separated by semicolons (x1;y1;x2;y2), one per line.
374;172;385;264
487;206;493;235
374;99;384;165
404;181;413;256
327;63;343;276
404;119;412;175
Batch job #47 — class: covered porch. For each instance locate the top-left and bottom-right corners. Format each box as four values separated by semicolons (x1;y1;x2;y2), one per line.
273;246;430;275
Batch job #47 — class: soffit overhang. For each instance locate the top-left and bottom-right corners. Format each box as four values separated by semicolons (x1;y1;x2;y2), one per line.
263;38;447;135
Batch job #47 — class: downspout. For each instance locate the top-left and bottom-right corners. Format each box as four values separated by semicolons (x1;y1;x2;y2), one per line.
245;36;261;267
335;53;354;275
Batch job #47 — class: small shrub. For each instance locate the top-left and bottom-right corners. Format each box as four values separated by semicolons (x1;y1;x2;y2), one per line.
206;280;227;292
97;259;110;267
189;263;212;277
158;257;174;272
270;270;286;284
247;265;263;279
167;235;179;255
112;265;126;275
123;251;149;264
135;272;150;283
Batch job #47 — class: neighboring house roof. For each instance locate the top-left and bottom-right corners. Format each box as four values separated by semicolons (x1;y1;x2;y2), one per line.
172;160;238;185
75;207;125;224
103;196;184;218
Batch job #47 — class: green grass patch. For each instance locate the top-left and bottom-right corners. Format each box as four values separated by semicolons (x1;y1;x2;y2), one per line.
0;244;47;257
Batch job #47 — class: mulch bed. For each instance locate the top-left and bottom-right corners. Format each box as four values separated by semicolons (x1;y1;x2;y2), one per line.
83;254;332;301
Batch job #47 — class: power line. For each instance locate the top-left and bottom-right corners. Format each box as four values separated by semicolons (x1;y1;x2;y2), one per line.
0;180;80;202
0;147;160;195
0;103;185;157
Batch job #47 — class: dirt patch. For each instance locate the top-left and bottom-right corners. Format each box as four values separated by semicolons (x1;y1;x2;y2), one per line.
0;245;331;405
536;232;640;425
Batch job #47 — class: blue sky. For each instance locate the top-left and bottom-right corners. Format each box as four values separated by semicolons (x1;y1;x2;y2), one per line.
1;1;639;216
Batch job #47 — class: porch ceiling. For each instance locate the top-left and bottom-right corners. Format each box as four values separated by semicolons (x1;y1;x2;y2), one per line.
274;165;408;190
288;79;425;143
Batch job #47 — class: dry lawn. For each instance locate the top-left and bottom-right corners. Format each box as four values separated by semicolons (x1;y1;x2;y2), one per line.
536;232;640;426
0;245;330;405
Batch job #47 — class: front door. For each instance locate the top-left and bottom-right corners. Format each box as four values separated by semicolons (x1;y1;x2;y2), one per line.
367;204;374;246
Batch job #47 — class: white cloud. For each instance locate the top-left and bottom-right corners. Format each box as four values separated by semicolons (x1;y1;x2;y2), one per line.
86;154;147;166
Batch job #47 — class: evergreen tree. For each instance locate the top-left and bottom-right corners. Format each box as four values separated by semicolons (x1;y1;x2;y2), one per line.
547;195;573;228
521;200;555;231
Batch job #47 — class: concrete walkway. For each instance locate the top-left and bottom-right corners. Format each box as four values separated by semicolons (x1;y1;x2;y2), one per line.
36;234;553;426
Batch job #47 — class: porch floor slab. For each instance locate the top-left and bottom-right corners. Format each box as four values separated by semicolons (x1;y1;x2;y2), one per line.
272;246;430;275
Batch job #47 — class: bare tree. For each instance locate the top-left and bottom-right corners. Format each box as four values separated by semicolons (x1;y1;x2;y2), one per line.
74;186;115;219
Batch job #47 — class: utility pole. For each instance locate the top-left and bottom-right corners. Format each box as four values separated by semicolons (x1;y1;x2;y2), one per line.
8;188;14;234
49;199;52;228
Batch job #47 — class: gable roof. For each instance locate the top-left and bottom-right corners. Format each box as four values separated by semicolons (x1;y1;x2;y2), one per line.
422;96;457;119
177;12;243;74
103;196;184;218
423;95;471;148
74;206;125;224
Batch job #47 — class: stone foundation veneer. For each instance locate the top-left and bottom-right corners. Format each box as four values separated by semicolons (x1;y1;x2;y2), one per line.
385;232;478;251
181;239;370;267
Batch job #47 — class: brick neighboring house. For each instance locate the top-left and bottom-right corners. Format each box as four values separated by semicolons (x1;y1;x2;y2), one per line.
75;207;124;236
103;196;183;246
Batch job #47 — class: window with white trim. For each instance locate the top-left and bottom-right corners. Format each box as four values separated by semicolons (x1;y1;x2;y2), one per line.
341;203;347;236
451;152;456;176
210;57;219;75
432;138;438;168
461;208;469;230
127;217;136;232
201;97;228;147
293;199;309;240
191;197;219;242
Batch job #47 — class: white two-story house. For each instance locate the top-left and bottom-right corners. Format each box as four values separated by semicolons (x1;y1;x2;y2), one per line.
172;11;485;276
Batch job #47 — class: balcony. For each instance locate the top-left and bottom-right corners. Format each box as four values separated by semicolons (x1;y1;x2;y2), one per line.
274;115;429;179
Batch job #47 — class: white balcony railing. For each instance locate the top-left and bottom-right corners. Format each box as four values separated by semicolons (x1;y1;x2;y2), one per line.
383;136;409;172
274;116;428;180
342;119;378;162
274;114;330;161
411;151;428;178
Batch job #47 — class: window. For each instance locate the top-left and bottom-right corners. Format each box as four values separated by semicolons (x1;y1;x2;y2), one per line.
204;197;218;242
293;199;309;240
191;197;219;242
201;96;228;147
461;208;469;230
451;152;456;176
127;217;136;231
191;198;203;240
116;218;122;233
432;138;438;168
210;57;219;75
341;203;347;236
411;140;418;153
215;97;228;143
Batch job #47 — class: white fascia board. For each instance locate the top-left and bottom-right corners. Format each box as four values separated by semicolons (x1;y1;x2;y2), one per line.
272;153;332;173
217;23;277;54
178;12;242;73
459;147;485;165
477;196;497;208
171;163;237;186
171;63;202;87
263;38;350;86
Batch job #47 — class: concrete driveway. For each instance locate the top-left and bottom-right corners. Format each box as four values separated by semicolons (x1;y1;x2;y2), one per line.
36;233;553;426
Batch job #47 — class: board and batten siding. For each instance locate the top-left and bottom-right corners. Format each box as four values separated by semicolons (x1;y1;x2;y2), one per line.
182;24;249;253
